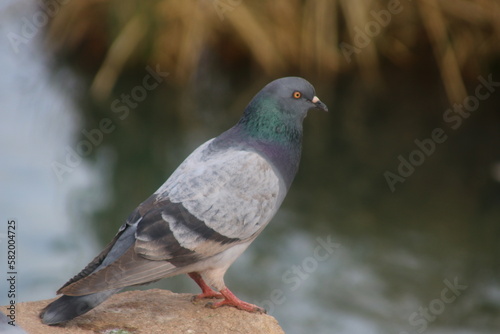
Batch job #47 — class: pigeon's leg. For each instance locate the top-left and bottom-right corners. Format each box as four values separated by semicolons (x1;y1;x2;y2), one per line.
208;287;266;313
188;272;223;300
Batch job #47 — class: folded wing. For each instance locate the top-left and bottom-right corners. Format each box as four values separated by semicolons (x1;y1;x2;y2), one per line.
59;141;284;296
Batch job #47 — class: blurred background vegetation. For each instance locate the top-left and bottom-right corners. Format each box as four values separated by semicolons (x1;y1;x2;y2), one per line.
45;0;500;102
2;0;500;333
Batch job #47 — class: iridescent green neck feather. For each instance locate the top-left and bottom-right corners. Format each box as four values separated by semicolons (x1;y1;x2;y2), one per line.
238;95;303;146
222;95;304;189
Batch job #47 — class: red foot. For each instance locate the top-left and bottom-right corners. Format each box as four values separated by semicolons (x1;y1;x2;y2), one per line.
188;272;223;301
208;287;266;314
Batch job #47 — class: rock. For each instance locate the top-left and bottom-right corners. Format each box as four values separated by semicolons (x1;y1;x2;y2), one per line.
1;289;285;334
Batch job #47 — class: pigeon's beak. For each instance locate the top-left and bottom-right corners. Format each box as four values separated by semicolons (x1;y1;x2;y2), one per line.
312;96;328;112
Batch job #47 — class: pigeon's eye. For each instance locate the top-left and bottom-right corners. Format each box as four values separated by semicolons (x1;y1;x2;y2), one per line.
293;91;302;99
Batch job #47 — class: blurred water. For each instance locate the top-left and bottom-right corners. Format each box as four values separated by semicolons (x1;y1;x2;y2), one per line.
0;0;100;303
2;2;500;334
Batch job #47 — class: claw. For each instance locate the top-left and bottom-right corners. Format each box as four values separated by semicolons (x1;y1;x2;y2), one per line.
188;272;223;302
207;287;266;313
188;273;265;313
191;291;223;302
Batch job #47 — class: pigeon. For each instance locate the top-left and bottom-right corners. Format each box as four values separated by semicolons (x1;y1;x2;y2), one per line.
40;76;328;325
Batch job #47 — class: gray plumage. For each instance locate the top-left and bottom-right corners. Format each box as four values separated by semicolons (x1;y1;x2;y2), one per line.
40;77;327;325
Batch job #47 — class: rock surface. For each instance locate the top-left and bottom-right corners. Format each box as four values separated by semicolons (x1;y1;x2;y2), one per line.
2;289;285;334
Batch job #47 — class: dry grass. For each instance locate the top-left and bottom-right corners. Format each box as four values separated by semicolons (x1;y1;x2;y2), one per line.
45;0;500;102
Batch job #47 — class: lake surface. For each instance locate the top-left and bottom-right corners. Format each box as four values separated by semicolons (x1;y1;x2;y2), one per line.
1;1;500;333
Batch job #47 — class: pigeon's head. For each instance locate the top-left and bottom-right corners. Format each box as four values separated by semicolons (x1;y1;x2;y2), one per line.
240;77;327;137
262;77;328;117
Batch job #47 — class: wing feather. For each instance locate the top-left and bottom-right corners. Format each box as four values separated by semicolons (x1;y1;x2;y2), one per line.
156;141;285;240
59;138;286;295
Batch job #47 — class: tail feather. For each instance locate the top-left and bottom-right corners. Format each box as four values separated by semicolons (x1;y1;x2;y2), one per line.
39;289;120;325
